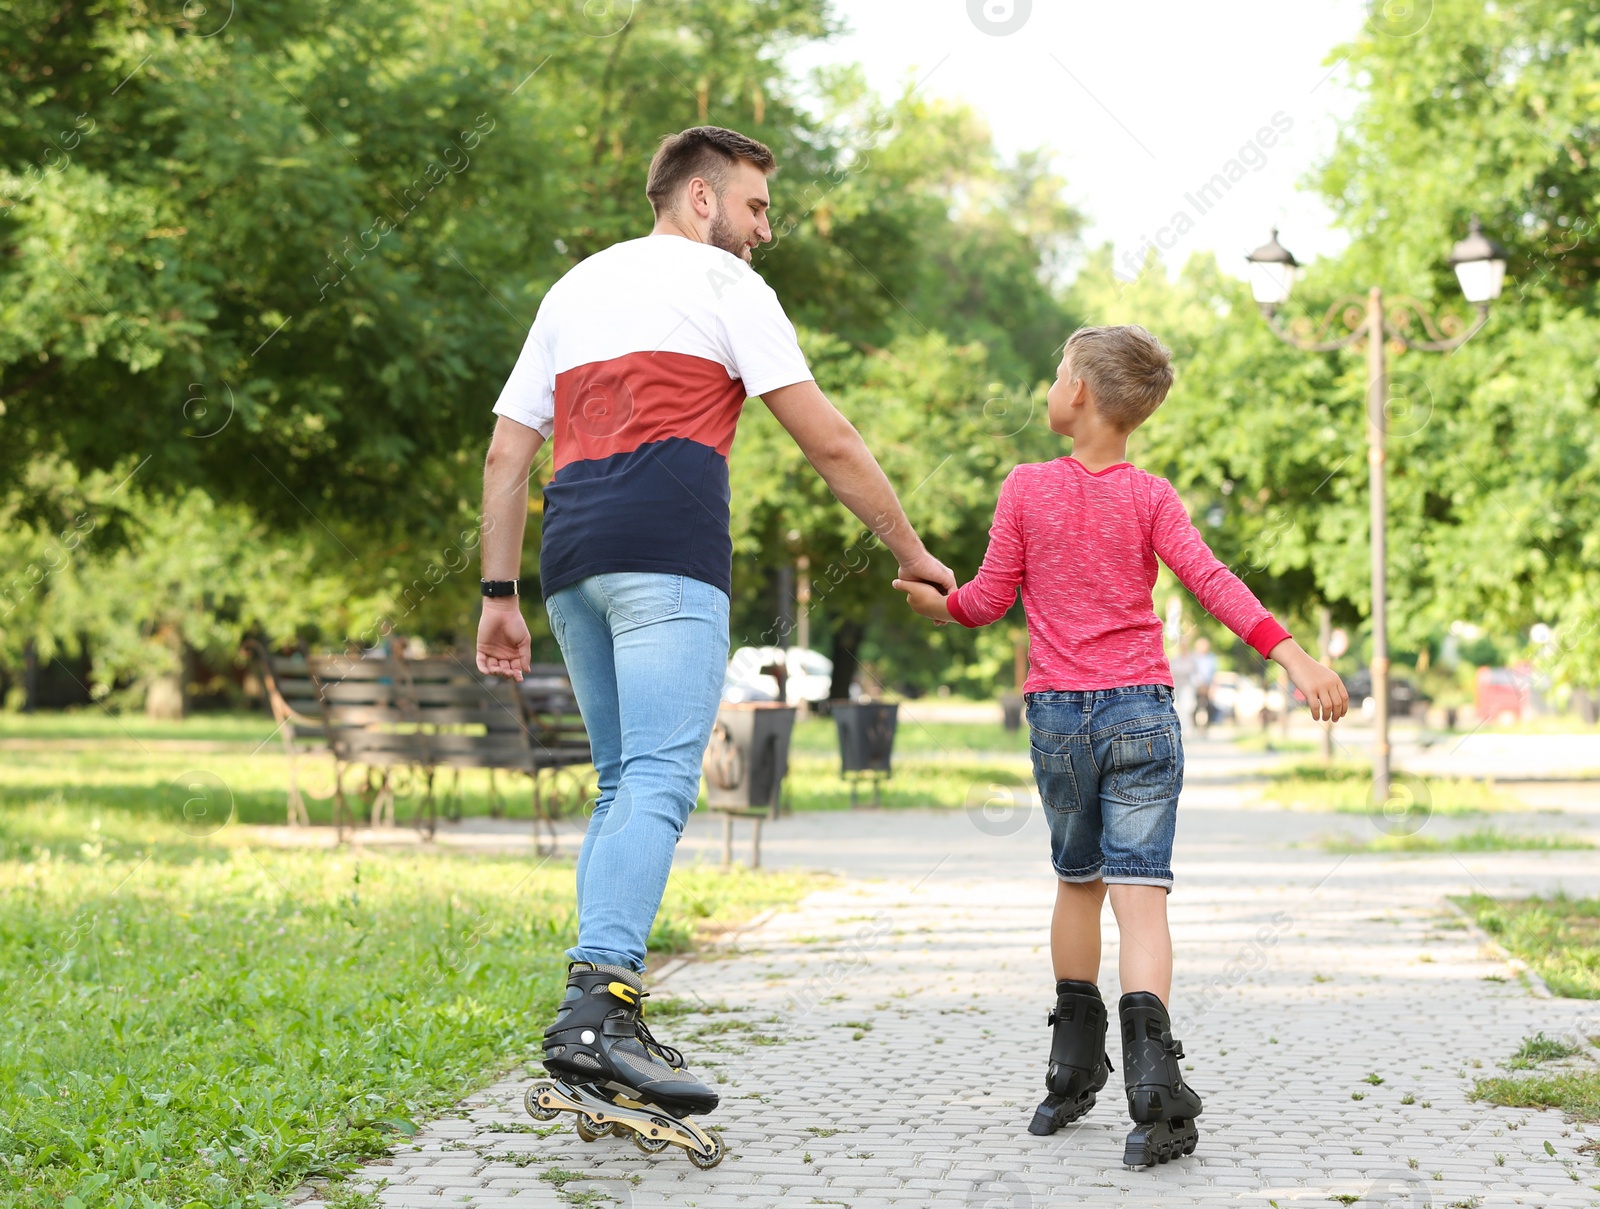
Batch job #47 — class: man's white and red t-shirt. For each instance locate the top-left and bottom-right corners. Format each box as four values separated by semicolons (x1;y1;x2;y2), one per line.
493;235;813;598
946;457;1291;691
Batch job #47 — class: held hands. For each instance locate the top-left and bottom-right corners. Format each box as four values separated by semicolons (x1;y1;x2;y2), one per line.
1271;639;1349;723
896;548;956;595
892;546;957;626
476;598;532;681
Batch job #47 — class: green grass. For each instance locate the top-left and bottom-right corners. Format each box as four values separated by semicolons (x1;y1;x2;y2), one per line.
781;753;1031;811
1320;829;1594;854
1472;1032;1600;1123
787;714;1028;757
1264;759;1523;815
0;721;827;1208
1457;893;1600;999
1507;1033;1581;1069
0;712;1037;827
1472;1070;1600;1122
0;709;280;745
1230;732;1317;754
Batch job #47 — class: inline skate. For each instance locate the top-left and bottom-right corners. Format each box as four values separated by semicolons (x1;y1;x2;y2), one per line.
1028;978;1113;1135
1119;991;1202;1167
525;962;724;1168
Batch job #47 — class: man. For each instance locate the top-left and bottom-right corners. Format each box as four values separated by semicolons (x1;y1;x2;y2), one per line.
475;126;953;1147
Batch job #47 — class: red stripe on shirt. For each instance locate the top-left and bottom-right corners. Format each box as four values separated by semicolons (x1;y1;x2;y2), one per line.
552;350;746;473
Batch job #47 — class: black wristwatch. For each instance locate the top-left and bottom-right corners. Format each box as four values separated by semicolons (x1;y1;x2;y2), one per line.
480;579;519;598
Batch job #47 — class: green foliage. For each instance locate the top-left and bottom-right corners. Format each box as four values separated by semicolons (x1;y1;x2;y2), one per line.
1;2;1082;699
5;0;1598;699
1309;0;1600;680
0;0;838;529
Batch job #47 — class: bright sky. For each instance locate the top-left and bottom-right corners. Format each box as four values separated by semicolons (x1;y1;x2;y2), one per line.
787;0;1370;283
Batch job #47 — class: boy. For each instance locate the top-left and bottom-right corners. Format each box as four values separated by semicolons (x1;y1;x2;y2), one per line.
894;325;1347;1167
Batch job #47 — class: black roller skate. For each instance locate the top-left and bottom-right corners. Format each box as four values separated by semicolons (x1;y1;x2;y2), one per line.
1027;979;1113;1136
525;962;724;1168
1118;991;1202;1167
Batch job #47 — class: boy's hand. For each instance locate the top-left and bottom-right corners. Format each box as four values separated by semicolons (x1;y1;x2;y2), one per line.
1269;639;1349;722
892;577;954;625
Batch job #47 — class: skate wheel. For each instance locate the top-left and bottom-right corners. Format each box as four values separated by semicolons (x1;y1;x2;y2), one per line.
575;1115;607;1143
686;1133;725;1170
633;1132;670;1155
525;1082;560;1122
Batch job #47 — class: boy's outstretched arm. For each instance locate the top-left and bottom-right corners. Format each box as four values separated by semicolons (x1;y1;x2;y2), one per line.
1151;484;1349;722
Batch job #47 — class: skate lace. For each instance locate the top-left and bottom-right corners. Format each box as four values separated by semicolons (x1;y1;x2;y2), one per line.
634;996;685;1069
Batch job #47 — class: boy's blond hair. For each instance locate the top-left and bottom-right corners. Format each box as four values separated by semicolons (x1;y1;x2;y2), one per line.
1063;324;1174;432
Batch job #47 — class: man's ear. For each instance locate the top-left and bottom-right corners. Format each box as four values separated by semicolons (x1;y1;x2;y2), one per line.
686;176;715;218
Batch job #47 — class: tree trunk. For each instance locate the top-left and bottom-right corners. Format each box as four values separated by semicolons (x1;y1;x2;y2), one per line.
22;639;38;713
828;617;865;702
145;625;187;720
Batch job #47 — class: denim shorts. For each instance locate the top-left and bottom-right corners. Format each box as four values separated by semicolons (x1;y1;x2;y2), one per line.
1026;685;1184;890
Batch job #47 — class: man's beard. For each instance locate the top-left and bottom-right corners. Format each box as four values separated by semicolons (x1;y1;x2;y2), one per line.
707;210;750;262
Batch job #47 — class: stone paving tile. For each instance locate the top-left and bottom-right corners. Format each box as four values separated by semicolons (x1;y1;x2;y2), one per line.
294;753;1600;1209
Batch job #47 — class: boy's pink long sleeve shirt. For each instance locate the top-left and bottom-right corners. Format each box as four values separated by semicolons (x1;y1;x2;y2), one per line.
945;457;1290;692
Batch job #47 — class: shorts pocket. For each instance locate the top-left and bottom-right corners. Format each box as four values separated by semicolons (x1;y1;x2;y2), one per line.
1030;736;1085;814
1106;724;1179;804
600;573;684;624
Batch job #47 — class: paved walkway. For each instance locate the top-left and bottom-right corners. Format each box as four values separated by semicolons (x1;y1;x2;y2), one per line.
294;737;1600;1208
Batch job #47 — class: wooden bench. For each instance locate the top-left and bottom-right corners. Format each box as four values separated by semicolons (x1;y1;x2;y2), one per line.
308;655;421;837
302;653;593;849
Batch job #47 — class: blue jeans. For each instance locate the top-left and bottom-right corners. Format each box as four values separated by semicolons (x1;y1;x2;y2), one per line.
545;573;729;972
1025;685;1184;889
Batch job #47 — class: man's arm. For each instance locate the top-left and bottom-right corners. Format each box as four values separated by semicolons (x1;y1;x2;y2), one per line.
476;415;546;681
760;380;954;591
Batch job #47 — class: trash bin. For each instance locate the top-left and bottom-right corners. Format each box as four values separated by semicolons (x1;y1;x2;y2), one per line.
703;703;797;817
1000;692;1024;731
831;701;897;806
833;701;898;773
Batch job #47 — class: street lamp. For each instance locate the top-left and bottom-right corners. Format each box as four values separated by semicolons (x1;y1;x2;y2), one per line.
1246;218;1507;806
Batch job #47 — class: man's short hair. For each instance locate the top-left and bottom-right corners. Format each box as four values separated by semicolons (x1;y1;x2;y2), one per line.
645;126;776;216
1063;324;1174;431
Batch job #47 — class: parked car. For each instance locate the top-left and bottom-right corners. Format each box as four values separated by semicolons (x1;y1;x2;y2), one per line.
1226;675;1287;724
723;646;834;706
1340;669;1431;719
1475;665;1532;724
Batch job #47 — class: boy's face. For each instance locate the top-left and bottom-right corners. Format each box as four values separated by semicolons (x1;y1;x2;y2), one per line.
1045;348;1082;436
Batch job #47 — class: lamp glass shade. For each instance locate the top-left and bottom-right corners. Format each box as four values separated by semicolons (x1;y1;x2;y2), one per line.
1249;260;1295;306
1453;256;1506;304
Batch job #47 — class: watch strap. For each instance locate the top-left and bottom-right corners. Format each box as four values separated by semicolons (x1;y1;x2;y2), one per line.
480;579;519;598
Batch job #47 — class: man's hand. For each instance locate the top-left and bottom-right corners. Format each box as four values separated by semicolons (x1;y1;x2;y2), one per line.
896;548;956;595
892;577;954;625
1270;638;1349;723
477;598;532;681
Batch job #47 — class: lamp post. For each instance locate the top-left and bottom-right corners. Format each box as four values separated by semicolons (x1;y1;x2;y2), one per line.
1245;218;1508;805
